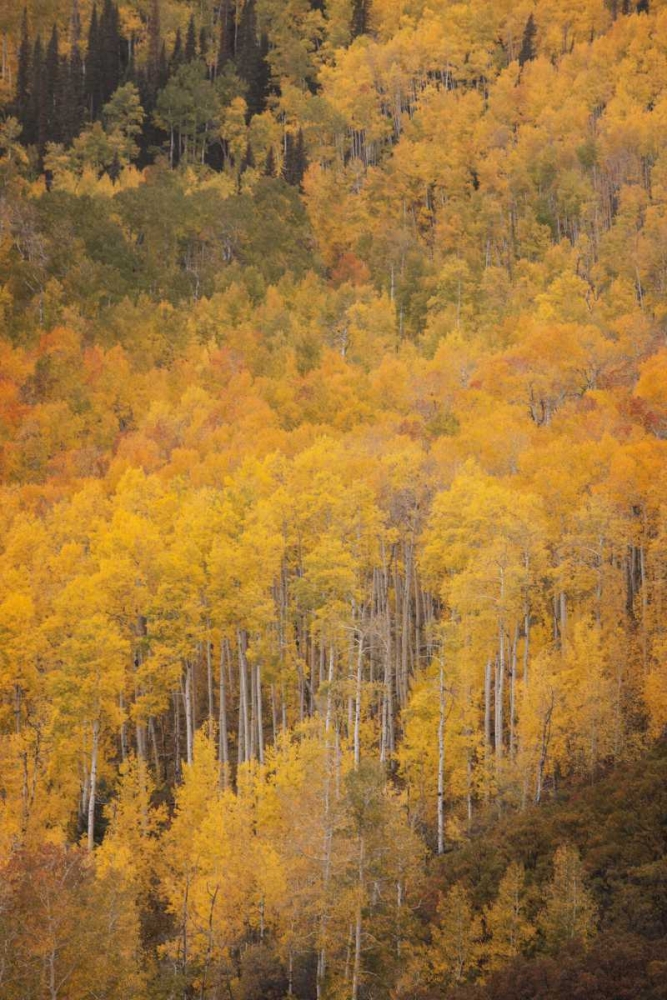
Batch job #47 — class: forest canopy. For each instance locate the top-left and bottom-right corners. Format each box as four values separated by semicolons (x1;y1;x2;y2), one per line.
0;0;666;998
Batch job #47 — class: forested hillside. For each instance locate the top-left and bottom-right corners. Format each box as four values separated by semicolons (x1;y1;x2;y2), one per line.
0;0;666;997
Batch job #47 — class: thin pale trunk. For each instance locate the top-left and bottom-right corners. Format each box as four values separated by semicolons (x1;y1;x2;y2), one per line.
437;658;446;855
119;691;127;762
400;542;412;706
325;645;334;733
271;684;278;747
256;662;264;765
87;719;99;852
495;626;505;760
354;631;363;768
149;716;161;780
238;631;250;763
249;650;257;761
510;624;518;756
484;658;492;752
206;633;214;729
523;606;531;688
351;836;364;1000
184;662;194;766
219;643;229;783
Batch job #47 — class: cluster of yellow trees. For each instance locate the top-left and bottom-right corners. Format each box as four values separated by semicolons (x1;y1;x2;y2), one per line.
1;0;667;997
1;318;665;854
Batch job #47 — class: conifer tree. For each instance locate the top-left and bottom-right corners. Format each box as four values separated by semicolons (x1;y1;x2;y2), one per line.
158;42;168;89
16;9;32;140
637;0;649;13
282;128;308;188
63;41;85;144
350;0;370;39
146;0;161;99
30;35;46;151
241;141;255;172
85;3;102;118
217;0;235;75
518;14;537;66
185;16;197;62
264;144;276;177
235;0;269;117
69;0;82;47
170;27;183;69
99;0;122;107
44;25;61;145
199;26;209;63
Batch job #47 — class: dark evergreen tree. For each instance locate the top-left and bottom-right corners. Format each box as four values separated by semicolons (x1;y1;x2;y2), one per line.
293;128;307;187
146;0;161;97
16;9;32;139
63;41;86;144
108;149;122;182
518;14;537;66
217;0;235;75
44;25;61;144
127;34;137;81
264;144;276;177
236;0;269;118
350;0;370;39
238;142;255;190
171;27;183;68
85;3;102;118
241;142;255;171
30;36;46;153
69;0;82;46
199;26;209;63
282;129;307;187
282;131;295;184
185;16;198;61
158;42;169;89
99;0;122;106
637;0;649;13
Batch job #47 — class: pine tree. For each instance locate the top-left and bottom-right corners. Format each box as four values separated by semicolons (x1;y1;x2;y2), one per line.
217;0;235;75
637;0;649;13
146;0;161;98
30;36;46;152
171;28;183;69
350;0;370;39
199;27;209;63
518;14;537;66
99;0;122;107
44;25;61;145
85;3;102;118
235;0;269;117
108;149;122;183
283;128;308;188
158;42;169;89
296;129;308;184
185;16;197;62
264;144;276;177
63;42;86;144
282;130;295;184
16;9;32;139
70;0;82;47
239;142;255;178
